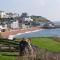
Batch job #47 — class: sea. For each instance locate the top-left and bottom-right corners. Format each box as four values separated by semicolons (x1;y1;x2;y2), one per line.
14;22;60;38
14;28;60;38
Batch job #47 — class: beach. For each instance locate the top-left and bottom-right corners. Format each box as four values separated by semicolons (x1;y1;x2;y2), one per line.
1;27;42;39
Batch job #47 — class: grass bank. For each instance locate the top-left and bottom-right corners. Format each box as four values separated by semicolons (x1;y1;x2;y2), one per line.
0;52;16;60
0;37;60;60
31;37;60;52
0;55;16;60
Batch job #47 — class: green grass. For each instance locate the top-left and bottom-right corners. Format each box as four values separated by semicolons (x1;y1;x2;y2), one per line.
31;37;60;52
0;52;16;60
0;56;16;60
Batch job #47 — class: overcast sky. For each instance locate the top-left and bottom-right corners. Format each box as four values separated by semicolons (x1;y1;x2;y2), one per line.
0;0;60;21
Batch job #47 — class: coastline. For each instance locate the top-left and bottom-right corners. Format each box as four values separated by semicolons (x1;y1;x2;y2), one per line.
8;29;42;40
1;27;43;39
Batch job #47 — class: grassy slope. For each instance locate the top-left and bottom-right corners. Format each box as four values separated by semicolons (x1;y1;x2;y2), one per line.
0;56;16;60
31;37;60;52
0;37;60;60
0;52;16;60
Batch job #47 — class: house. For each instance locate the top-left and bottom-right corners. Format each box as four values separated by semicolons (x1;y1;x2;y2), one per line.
0;18;20;30
0;11;19;18
0;11;6;18
6;13;19;18
11;20;19;29
24;17;33;22
43;22;55;28
21;17;33;28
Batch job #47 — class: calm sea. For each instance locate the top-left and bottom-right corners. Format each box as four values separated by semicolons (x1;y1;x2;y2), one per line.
15;28;60;38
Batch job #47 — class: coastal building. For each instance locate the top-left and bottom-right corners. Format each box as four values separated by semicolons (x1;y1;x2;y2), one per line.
0;18;19;30
17;17;33;28
6;13;19;18
43;22;55;28
0;11;6;18
24;17;33;22
0;10;19;18
11;20;19;29
21;17;33;28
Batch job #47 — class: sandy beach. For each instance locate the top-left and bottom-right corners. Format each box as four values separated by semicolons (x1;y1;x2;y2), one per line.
0;27;42;39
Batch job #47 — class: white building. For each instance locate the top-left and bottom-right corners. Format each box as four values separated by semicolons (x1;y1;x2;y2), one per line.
11;20;19;29
0;11;6;18
0;11;19;18
21;17;33;28
6;13;19;18
24;17;33;22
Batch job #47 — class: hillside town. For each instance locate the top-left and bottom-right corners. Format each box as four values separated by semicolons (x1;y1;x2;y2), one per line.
0;11;55;31
0;10;55;39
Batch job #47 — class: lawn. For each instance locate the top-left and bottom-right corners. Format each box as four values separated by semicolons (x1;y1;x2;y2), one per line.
0;52;16;60
31;37;60;52
0;56;16;60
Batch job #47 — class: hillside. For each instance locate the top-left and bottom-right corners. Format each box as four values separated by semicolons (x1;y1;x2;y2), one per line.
31;15;50;22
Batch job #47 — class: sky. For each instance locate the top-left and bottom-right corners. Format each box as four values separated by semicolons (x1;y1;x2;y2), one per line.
0;0;60;21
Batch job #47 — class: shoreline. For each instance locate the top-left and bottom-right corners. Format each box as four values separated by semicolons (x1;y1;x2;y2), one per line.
1;27;43;39
8;29;42;40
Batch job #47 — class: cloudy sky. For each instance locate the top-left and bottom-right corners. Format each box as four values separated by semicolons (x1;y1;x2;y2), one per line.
0;0;60;21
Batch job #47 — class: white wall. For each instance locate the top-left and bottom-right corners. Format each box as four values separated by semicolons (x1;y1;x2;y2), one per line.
11;20;19;29
24;17;33;21
0;12;6;18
